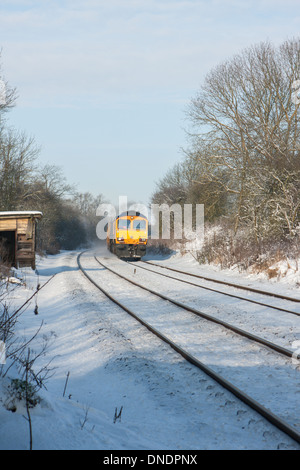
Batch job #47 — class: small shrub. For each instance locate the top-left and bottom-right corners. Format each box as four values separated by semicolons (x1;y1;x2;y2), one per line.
5;378;41;411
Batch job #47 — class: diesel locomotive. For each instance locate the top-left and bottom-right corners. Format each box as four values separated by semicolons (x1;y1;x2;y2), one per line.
107;211;148;259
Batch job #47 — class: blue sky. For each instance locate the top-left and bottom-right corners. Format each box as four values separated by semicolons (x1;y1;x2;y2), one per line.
1;0;300;206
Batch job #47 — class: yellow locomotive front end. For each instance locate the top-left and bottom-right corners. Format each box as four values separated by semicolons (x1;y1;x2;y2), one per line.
107;211;148;259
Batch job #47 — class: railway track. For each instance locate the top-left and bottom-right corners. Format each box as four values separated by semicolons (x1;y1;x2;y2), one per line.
143;260;300;303
77;251;300;446
98;257;296;358
134;260;300;317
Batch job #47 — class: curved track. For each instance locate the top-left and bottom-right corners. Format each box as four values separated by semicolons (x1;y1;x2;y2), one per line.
77;251;300;446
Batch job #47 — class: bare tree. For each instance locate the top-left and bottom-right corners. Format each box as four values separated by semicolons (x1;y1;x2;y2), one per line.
151;163;188;206
186;38;300;237
0;51;98;254
0;128;40;209
0;54;17;118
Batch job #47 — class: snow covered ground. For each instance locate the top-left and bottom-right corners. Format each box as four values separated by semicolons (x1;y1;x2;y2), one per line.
0;245;299;451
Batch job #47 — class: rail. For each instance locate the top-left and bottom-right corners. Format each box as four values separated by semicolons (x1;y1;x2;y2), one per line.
77;251;300;446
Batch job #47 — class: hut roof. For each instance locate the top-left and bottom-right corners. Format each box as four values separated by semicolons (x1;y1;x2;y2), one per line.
0;211;43;219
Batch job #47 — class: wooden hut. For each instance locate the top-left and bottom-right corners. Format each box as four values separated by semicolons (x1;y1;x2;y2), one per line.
0;211;43;269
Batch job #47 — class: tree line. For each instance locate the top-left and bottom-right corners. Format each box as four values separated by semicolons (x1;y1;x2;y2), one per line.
152;38;300;268
0;59;103;255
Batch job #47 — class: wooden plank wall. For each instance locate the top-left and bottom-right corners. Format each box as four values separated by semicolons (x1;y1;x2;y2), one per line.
17;218;32;236
0;219;17;231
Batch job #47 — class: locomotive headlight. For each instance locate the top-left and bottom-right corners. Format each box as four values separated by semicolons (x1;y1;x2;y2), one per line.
139;238;146;242
117;237;124;242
